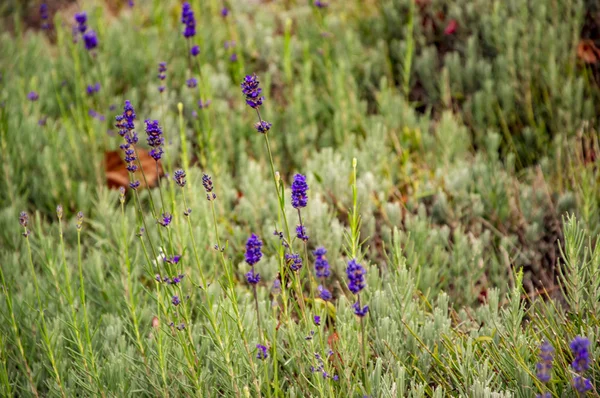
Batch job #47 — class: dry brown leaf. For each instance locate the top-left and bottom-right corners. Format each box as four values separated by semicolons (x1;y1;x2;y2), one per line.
577;40;600;64
104;149;163;190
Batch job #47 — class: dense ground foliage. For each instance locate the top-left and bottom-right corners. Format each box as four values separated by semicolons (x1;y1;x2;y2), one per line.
0;0;599;396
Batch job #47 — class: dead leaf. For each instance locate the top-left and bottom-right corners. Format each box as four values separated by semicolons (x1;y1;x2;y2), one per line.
577;40;600;64
105;148;163;190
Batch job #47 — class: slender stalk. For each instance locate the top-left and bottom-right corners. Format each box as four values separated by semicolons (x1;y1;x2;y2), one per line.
23;227;66;398
76;223;106;398
0;255;39;397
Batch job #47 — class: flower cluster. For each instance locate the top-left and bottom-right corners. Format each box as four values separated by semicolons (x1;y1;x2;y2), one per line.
120;143;138;173
186;78;198;88
156;273;185;285
191;45;200;57
536;340;554;384
198;99;211;109
174;169;186;187
570;336;592;394
245;234;262;285
74;12;97;50
76;211;84;231
296;224;309;241
158;62;167;93
314;247;330;278
27;91;39;102
171;295;181;306
202;174;216;200
285;253;303;272
346;259;366;294
310;352;338;380
291;174;308;209
256;344;268;360
115;100;137;143
40;4;51;30
144;119;164;161
347;259;368;317
314;0;328;7
86;82;100;95
181;2;196;38
254;120;272;134
241;74;264;109
19;211;30;237
158;213;172;227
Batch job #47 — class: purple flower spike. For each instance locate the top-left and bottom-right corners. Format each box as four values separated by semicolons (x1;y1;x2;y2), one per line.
159;213;172;227
352;302;369;317
318;285;332;301
221;7;229;17
27;91;39;101
536;340;554;383
346;259;366;294
570;336;590;373
313;315;321;326
245;269;261;285
291;174;309;209
314;0;328;8
245;234;263;266
254;120;272;134
296;224;309;242
75;12;87;32
285;253;303;272
181;2;196;38
190;45;200;56
83;30;98;50
174;169;187;187
314;247;331;278
144;119;164;161
256;344;268;360
172;295;181;306
573;376;592;394
241;74;264;109
186;78;198;88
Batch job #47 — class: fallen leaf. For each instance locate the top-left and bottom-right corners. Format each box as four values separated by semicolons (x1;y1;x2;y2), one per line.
577;40;600;64
105;148;163;189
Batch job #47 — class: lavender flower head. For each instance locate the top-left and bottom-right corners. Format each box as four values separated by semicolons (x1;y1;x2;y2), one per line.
202;174;216;200
569;336;592;395
536;340;554;383
352;302;369;317
158;62;167;79
346;259;366;294
198;99;211;109
255;120;272;134
86;82;101;95
241;74;264;109
83;30;98;51
314;247;331;278
314;0;328;7
296;224;309;241
313;315;321;326
573;376;592;394
318;285;332;301
40;4;50;30
190;45;200;57
256;344;268;360
245;269;261;285
570;336;590;373
245;234;263;266
120;143;138;173
75;12;87;33
27;91;39;101
221;7;229;17
172;295;181;306
174;169;186;187
291;174;309;209
186;78;198;88
181;2;196;38
144;119;164;161
115;100;137;142
19;211;29;228
285;253;303;272
158;213;172;227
